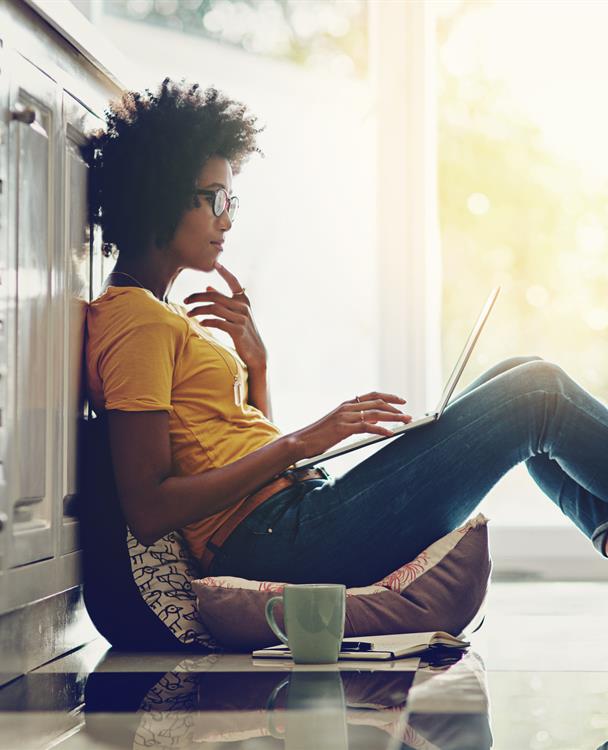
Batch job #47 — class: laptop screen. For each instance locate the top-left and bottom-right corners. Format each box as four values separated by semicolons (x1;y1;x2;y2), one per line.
432;286;501;416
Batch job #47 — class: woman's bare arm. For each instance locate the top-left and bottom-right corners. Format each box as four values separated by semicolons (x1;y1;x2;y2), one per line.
246;363;273;420
107;410;300;546
107;394;409;547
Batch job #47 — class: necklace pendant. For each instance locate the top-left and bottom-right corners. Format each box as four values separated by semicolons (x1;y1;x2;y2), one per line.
233;375;243;407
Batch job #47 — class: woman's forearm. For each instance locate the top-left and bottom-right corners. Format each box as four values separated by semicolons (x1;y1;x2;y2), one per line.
140;433;301;545
247;363;273;420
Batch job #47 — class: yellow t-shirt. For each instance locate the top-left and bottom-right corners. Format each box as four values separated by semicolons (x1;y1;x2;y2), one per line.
85;285;290;560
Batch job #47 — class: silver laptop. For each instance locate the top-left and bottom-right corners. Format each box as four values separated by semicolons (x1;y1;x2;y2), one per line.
294;285;501;470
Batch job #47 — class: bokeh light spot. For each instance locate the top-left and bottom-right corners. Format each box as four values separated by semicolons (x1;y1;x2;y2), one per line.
467;192;490;215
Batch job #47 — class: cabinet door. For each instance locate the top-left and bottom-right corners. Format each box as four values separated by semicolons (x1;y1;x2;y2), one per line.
0;23;8;573
5;52;60;568
0;46;101;682
60;91;101;554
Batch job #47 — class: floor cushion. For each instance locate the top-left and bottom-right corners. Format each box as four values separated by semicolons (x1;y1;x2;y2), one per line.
191;513;491;650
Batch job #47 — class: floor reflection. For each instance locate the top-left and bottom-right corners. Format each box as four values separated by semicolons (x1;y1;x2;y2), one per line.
3;582;608;748
82;648;492;749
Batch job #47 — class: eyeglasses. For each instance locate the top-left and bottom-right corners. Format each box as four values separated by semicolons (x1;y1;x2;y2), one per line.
195;187;239;221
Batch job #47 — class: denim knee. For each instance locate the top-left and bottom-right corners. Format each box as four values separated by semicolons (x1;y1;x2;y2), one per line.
499;355;543;369
517;359;567;389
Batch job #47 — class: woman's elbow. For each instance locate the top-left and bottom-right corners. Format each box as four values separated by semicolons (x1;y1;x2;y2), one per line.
121;494;163;547
130;527;157;547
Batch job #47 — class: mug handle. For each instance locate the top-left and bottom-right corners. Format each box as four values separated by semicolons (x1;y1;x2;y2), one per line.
265;595;288;645
266;677;290;739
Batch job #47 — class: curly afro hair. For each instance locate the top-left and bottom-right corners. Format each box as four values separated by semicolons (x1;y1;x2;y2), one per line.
80;77;264;259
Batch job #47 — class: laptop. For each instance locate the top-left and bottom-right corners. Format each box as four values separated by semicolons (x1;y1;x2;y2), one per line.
294;286;501;470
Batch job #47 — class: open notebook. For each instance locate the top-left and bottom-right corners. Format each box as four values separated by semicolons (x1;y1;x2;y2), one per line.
252;631;470;661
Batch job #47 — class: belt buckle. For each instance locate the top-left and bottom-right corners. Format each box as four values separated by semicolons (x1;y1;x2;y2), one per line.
315;466;330;480
283;465;329;482
280;468;299;483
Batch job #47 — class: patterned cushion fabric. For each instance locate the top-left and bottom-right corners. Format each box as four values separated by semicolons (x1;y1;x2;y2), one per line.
191;513;491;651
126;530;215;648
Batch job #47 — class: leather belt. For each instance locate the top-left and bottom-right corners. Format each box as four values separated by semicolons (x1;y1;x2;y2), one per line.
200;466;329;576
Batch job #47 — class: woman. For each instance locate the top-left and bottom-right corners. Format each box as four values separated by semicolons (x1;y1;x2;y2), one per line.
83;78;608;588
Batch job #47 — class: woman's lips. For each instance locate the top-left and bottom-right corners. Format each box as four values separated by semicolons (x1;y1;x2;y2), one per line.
210;242;223;251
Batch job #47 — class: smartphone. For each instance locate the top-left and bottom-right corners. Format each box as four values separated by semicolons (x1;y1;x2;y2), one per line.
340;641;373;652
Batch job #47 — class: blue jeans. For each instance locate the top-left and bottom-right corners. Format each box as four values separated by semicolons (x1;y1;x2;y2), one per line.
208;357;608;586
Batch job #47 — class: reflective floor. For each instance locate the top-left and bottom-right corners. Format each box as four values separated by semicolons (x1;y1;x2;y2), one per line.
1;582;607;749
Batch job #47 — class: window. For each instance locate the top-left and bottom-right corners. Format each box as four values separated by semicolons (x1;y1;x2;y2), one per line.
436;0;608;577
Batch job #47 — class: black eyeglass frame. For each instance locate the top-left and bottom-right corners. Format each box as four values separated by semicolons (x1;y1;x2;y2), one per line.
195;187;239;221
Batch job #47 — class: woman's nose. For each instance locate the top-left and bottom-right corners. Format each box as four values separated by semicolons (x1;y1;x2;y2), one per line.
219;210;232;231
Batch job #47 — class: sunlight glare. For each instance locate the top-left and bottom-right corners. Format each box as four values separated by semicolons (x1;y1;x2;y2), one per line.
576;219;605;256
583;308;608;331
525;284;549;309
444;1;608;178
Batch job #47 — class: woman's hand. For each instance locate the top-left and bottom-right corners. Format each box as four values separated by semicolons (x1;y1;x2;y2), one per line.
183;260;268;369
289;392;413;460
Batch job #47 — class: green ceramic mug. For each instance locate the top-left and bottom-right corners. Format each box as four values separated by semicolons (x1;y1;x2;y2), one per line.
265;583;346;664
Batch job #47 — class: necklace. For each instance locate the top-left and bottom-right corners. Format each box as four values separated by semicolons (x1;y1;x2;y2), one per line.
192;322;245;407
106;270;146;290
106;271;169;303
